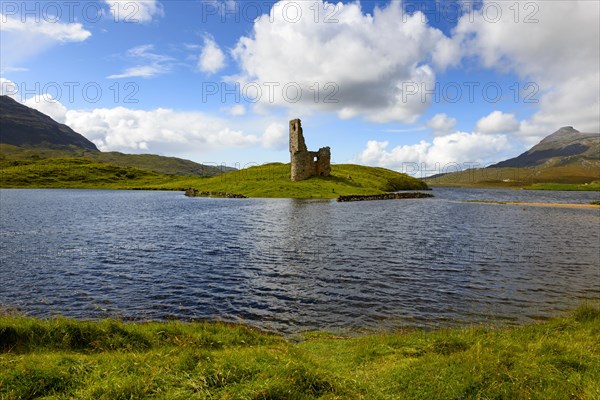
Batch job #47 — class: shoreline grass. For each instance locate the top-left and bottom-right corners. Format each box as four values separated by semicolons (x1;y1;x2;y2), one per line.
1;305;599;399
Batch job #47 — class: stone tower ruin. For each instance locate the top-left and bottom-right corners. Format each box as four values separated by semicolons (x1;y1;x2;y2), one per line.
289;118;331;181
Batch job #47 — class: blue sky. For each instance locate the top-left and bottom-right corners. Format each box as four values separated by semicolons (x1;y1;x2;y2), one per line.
1;0;598;176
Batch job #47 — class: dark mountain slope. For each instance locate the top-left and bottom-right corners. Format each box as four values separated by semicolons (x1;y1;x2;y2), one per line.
0;95;99;151
490;126;599;168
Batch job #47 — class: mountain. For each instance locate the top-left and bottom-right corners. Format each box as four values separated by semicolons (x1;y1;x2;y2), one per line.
490;126;599;168
426;126;600;187
0;95;231;177
0;95;98;151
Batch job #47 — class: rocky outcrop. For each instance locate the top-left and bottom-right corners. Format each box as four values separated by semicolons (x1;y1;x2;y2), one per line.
289;119;331;181
337;192;434;202
185;188;247;198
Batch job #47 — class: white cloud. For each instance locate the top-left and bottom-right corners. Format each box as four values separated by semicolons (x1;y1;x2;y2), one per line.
1;85;298;156
108;44;174;79
64;106;260;152
1;66;28;73
23;95;68;123
475;111;519;135
353;132;512;176
226;104;246;116
198;35;226;74
0;78;18;98
426;113;457;136
231;0;452;123
108;65;169;79
0;13;91;42
0;13;91;69
453;0;600;139
261;123;287;149
104;0;164;23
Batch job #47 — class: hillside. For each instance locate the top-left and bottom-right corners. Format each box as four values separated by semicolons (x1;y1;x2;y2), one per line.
188;163;429;198
0;144;230;177
0;96;228;177
0;95;98;151
427;127;600;189
0;158;204;190
490;126;599;168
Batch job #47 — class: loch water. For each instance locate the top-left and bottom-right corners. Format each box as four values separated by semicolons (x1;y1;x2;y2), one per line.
1;187;598;334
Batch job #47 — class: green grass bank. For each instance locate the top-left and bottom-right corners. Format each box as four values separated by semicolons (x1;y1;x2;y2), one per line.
1;305;599;399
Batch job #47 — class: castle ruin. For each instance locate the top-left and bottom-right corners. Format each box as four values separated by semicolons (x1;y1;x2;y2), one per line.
289;119;331;181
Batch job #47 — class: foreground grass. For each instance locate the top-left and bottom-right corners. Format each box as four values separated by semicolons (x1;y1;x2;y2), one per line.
1;306;599;399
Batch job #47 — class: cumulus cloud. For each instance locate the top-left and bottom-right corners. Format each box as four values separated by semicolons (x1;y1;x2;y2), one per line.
24;95;68;123
452;0;599;139
108;44;174;79
353;132;512;176
63;106;260;152
0;78;18;98
261;123;287;150
2;84;290;155
226;104;246;116
104;0;164;23
426;113;457;136
231;0;453;123
475;111;519;135
198;35;226;74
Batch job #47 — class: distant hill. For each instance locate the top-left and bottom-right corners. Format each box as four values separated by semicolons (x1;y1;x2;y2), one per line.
490;126;599;168
0;95;98;151
427;126;600;188
0;95;230;177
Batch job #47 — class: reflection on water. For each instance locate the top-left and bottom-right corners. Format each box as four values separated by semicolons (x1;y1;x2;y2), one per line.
0;187;598;334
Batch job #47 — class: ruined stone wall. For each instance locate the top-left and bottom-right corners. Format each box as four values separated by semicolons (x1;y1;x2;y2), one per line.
289;119;331;181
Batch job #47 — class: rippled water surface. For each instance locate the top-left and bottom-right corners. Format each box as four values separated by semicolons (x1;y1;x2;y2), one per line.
1;188;598;333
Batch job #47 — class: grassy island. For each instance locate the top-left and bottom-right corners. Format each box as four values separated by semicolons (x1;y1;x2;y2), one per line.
185;163;428;199
1;305;598;399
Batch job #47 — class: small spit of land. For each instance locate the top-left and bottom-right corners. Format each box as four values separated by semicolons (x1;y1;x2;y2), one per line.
1;306;598;399
462;200;600;209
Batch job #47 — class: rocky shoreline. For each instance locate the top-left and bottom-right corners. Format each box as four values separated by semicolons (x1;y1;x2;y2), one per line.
337;192;434;202
185;188;247;198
